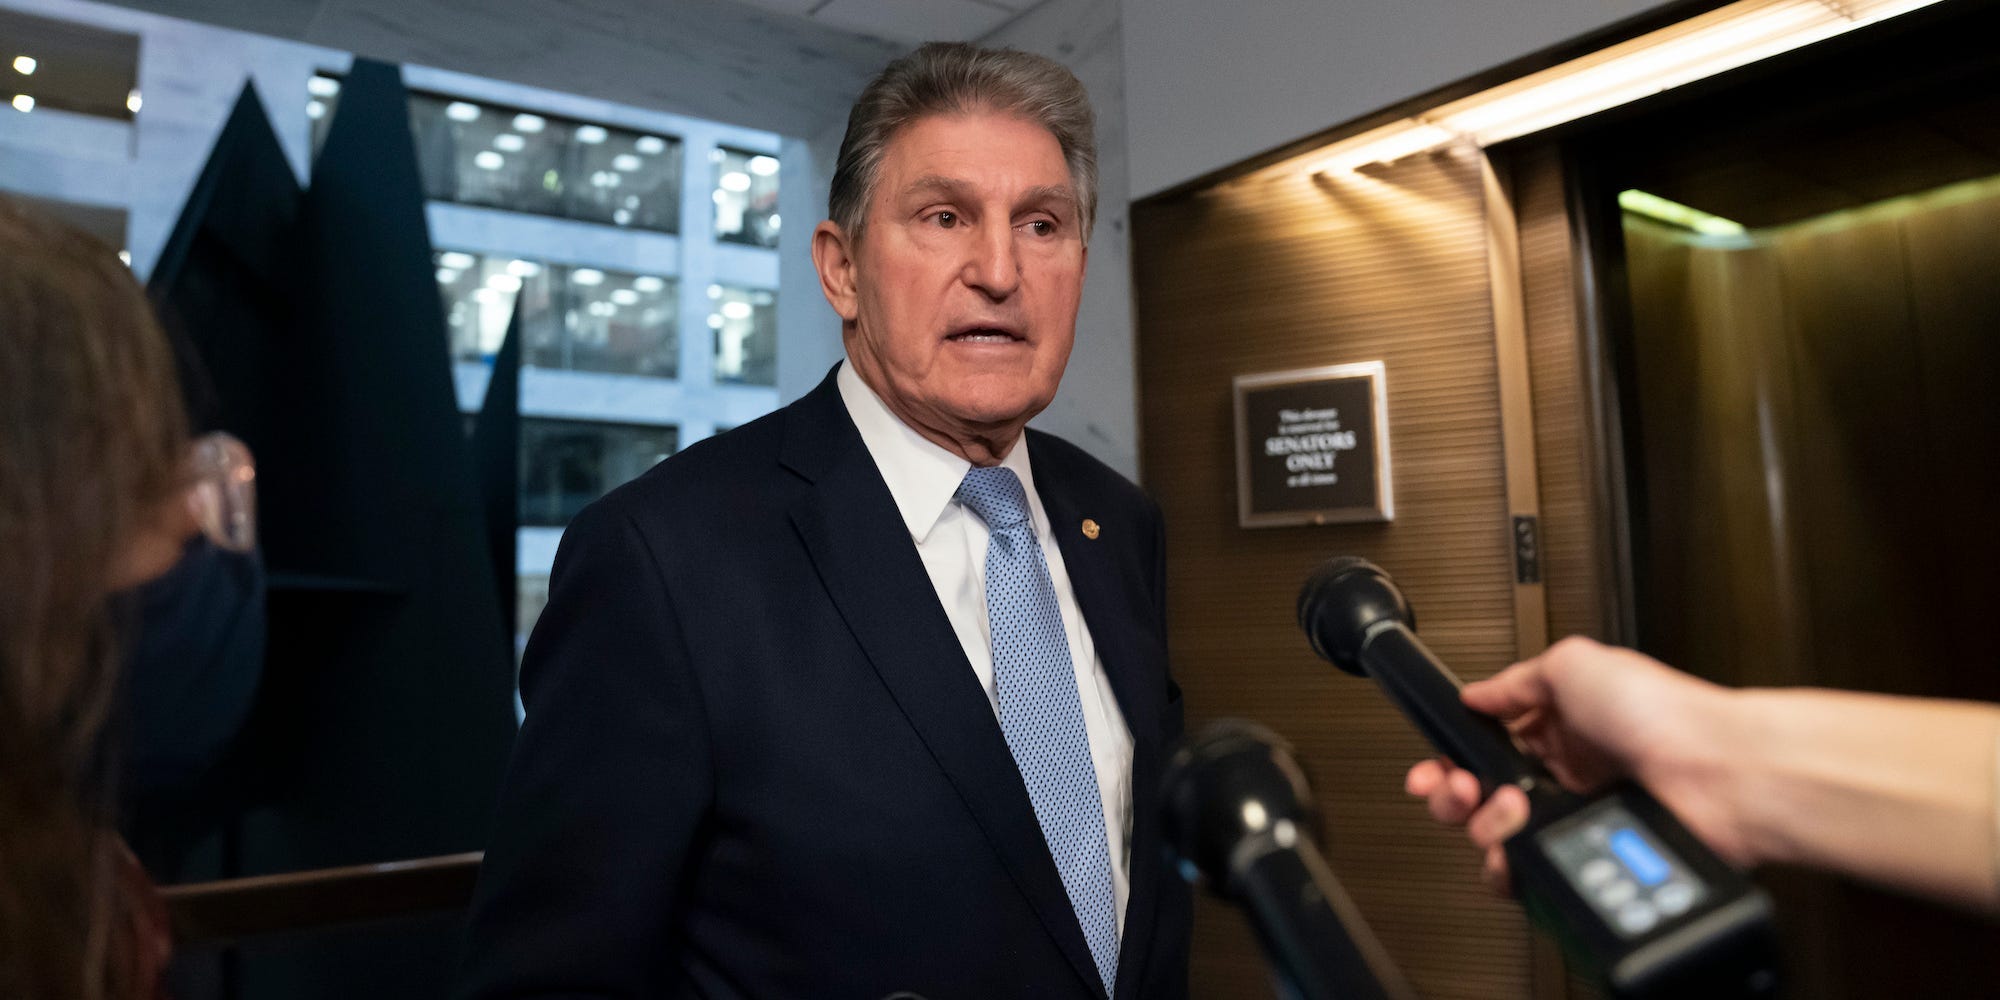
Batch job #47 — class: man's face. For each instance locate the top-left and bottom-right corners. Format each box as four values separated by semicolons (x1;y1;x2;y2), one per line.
817;110;1086;452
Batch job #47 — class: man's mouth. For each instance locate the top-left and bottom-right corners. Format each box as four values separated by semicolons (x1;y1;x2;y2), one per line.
946;325;1024;343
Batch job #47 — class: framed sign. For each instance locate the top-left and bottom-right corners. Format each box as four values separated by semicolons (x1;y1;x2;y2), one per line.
1233;361;1394;527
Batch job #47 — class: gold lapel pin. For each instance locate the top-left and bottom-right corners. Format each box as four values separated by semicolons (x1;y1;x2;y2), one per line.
1081;518;1100;540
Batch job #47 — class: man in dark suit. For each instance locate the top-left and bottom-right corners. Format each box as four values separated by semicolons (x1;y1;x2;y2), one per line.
458;41;1189;999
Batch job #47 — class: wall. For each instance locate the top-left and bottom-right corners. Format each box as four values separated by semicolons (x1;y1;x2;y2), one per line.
1119;0;1672;198
772;112;849;406
774;127;841;402
1513;146;1618;647
1133;146;1536;999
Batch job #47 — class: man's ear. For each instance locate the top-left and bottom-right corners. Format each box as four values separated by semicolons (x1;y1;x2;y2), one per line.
812;221;860;323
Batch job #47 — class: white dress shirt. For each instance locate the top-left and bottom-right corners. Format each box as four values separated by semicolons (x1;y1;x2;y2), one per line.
837;360;1134;937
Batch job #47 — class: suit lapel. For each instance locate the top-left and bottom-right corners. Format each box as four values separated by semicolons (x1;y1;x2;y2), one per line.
1032;442;1170;1000
781;374;1107;999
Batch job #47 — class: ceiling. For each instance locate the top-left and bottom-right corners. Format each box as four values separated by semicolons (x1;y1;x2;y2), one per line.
728;0;1038;47
1628;93;2000;231
90;0;1037;139
1587;1;2000;230
0;7;138;120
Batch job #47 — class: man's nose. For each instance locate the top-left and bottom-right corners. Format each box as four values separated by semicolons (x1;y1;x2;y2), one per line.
961;223;1022;299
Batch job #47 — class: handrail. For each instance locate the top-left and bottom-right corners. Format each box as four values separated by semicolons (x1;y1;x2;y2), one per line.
161;851;483;946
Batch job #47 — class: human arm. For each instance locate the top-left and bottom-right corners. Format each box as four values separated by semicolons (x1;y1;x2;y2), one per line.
455;502;714;997
1405;637;2000;914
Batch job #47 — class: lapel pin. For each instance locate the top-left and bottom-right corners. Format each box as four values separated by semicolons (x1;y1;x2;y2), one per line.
1081;518;1100;540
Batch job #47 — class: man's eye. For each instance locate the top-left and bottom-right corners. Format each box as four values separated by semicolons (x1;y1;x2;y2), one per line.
932;211;958;228
1027;220;1054;236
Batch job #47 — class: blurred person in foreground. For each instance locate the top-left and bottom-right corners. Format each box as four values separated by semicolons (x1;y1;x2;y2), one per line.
1406;636;2000;914
459;42;1189;999
0;197;259;998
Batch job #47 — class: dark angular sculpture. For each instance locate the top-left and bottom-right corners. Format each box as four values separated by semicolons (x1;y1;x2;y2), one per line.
145;62;517;1000
149;82;302;443
471;309;522;642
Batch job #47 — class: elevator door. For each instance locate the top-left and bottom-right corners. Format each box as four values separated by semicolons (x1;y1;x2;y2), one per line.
1579;7;2000;993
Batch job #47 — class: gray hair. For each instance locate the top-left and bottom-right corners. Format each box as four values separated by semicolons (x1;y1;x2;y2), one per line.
828;42;1098;245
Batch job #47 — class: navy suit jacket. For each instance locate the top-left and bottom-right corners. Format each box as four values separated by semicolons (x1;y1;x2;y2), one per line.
458;368;1191;999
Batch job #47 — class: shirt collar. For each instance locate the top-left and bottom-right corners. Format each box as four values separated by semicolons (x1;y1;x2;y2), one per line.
836;359;1038;545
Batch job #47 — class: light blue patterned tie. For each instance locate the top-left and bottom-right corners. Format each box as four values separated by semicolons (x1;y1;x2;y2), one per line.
956;465;1119;998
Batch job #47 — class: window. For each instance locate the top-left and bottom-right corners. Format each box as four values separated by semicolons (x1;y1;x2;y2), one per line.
411;92;681;232
0;9;139;121
516;574;550;651
546;264;679;377
311;77;682;233
436;250;677;378
519;419;677;528
711;146;779;248
437;250;547;361
706;283;777;386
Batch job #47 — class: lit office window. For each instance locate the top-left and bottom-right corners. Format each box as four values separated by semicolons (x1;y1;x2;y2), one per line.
516;573;550;649
706;283;777;386
435;250;677;378
712;146;779;248
411;92;681;232
0;9;139;122
310;77;682;233
306;73;340;140
549;265;679;377
519;419;677;528
436;250;551;361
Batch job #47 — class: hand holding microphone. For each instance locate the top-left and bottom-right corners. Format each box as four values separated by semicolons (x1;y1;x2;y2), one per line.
1410;634;2000;916
1405;637;1757;894
1298;557;1779;999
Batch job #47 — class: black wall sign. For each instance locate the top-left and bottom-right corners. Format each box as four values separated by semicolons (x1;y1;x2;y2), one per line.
1233;362;1394;527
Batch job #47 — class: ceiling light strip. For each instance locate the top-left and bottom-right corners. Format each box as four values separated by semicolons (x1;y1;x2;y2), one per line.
1287;0;1946;177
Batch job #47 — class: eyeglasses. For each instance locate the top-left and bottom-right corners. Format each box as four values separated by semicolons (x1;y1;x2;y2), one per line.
188;432;256;553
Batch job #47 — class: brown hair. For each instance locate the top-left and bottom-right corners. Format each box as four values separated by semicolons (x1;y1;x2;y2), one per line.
0;196;189;999
828;41;1099;245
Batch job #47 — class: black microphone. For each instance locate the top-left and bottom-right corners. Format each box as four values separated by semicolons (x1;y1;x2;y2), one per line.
1297;557;1779;999
1161;720;1415;1000
1298;556;1545;797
